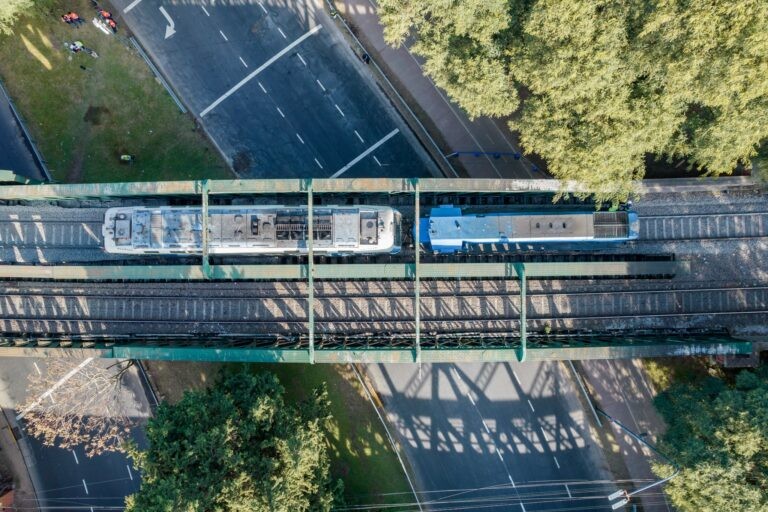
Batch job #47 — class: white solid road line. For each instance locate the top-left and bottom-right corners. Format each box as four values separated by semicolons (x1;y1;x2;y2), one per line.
330;128;398;178
239;56;248;68
201;5;210;16
200;24;323;117
16;358;94;420
82;479;89;495
277;27;287;39
354;130;364;143
219;30;228;41
123;0;143;13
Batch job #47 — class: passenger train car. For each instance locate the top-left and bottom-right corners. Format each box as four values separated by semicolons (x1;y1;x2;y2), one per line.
418;206;639;254
103;205;402;255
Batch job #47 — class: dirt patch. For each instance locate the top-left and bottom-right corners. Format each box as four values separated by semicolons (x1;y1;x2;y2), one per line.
232;151;251;174
65;143;85;182
83;106;110;126
142;361;223;404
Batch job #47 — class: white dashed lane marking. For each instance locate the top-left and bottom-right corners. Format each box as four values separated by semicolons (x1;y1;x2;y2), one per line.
373;156;382;167
201;5;210;16
219;30;228;41
278;27;287;39
276;107;285;118
258;82;267;93
354;130;364;143
314;158;324;169
334;104;345;117
33;362;41;375
297;53;307;66
316;79;326;92
527;399;535;412
331;129;399;178
296;133;305;144
239;56;248;68
199;25;323;117
72;450;79;464
553;456;560;469
127;465;134;481
258;1;267;14
82;479;89;495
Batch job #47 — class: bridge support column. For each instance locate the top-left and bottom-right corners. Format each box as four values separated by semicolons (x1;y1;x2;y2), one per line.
414;179;422;364
200;179;211;279
516;263;527;362
307;179;315;364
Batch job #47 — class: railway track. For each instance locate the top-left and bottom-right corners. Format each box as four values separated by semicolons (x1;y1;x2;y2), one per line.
1;285;764;335
639;212;768;241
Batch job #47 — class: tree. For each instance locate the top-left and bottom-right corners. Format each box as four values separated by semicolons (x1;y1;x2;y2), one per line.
125;371;342;512
378;0;768;203
652;367;768;512
19;358;136;457
0;0;34;35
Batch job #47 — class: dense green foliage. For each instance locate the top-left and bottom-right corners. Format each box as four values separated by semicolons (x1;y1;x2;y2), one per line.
653;367;768;512
126;372;341;512
379;0;768;201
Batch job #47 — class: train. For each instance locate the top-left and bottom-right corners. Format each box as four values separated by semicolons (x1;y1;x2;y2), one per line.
418;206;640;254
102;205;402;255
102;204;638;256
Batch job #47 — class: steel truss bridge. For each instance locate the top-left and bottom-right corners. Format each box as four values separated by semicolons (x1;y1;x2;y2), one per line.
0;173;763;363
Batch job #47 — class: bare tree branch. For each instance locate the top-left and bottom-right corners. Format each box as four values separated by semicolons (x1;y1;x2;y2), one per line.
20;359;137;457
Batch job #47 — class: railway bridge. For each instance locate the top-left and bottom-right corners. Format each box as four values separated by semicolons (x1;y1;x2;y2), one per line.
0;174;764;363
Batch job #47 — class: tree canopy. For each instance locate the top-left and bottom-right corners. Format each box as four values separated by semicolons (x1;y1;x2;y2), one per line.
653;367;768;512
379;0;768;202
125;371;341;512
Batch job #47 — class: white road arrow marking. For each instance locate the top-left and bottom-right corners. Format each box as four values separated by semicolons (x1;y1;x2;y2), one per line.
159;6;176;39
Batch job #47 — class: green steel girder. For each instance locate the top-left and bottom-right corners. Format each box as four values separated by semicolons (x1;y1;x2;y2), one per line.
516;263;527;362
0;170;43;185
307;179;315;364
0;338;750;363
0;261;687;281
414;179;421;363
200;179;211;278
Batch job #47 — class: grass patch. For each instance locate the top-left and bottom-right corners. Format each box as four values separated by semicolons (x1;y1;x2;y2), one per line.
143;361;413;508
0;0;231;182
246;364;413;508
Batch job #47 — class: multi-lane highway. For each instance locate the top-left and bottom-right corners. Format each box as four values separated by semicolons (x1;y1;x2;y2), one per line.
113;0;439;179
366;362;617;511
0;357;153;510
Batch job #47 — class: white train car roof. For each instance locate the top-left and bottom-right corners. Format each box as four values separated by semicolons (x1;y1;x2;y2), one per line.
103;205;400;255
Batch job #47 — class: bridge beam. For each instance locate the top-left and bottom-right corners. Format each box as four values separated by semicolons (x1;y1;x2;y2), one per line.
414;178;421;364
307;179;315;364
200;179;210;279
516;263;527;362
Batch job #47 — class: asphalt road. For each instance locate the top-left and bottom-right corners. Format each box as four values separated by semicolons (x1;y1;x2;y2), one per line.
0;87;46;182
0;357;153;511
367;361;618;511
113;0;438;179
